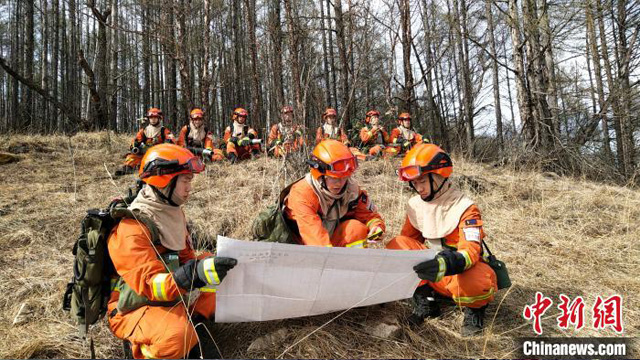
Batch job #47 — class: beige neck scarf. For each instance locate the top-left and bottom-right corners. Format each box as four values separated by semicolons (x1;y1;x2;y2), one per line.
305;173;360;236
144;123;162;140
128;185;188;251
406;183;474;245
323;123;339;138
398;125;415;140
189;122;206;146
232;121;246;137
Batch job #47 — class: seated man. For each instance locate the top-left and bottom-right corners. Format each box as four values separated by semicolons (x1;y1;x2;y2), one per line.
223;107;261;163
107;144;237;358
118;107;174;175
359;110;392;158
177;108;224;161
386;143;497;336
315;108;349;145
283;139;385;248
389;112;426;155
267;105;305;157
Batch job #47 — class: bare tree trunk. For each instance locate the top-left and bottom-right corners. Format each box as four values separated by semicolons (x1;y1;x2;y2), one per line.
585;0;613;161
23;0;35;129
400;0;415;113
508;0;533;142
485;0;503;156
284;0;304;126
268;0;285;109
175;0;193;112
333;0;351;129
320;0;332;106
244;0;263;123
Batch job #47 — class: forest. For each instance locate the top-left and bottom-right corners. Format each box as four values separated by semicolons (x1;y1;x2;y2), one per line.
0;0;639;181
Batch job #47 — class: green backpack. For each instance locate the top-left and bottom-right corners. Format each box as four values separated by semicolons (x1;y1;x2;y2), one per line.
62;181;160;337
251;179;301;244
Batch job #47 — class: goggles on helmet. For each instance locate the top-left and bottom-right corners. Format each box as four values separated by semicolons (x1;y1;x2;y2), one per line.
140;156;205;179
309;155;358;176
396;152;452;181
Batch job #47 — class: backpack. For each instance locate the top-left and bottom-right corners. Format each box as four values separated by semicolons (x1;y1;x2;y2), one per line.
251;179;301;244
62;181;160;338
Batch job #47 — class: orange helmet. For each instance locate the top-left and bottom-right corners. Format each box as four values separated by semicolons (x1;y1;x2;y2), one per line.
147;107;163;118
397;143;452;182
281;105;293;114
232;107;248;120
322;108;338;118
190;108;204;119
397;112;411;125
365;110;380;124
308;139;358;180
139;144;204;188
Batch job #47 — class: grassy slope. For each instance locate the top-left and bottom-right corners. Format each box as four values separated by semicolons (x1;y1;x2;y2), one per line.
0;132;637;358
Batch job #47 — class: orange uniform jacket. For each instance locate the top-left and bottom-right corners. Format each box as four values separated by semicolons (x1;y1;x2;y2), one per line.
107;219;206;329
223;124;258;143
399;205;484;268
315;125;349;145
389;127;423;146
284;180;385;247
176;125;214;150
267;124;304;149
360;126;389;146
133;127;175;147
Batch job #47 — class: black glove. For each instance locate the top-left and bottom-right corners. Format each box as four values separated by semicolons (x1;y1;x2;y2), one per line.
248;133;256;140
413;250;467;282
173;259;206;290
173;257;238;291
197;256;237;285
230;136;240;145
228;152;237;164
239;137;251;146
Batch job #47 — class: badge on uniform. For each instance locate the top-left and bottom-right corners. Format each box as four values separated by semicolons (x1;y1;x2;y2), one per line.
462;227;481;242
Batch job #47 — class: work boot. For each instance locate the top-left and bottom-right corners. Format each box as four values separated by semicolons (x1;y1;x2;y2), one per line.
461;305;487;337
407;285;441;328
121;340;133;359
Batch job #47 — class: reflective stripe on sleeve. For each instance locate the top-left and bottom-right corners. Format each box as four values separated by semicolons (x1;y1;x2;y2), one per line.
151;273;170;301
346;239;367;249
459;250;473;270
202;257;221;285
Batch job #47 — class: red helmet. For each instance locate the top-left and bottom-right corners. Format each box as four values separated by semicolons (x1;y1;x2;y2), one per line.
147;107;163;118
190;108;204;119
281;105;294;114
365;110;380;124
397;143;452;182
139;144;205;188
308;140;358;180
322;108;338;119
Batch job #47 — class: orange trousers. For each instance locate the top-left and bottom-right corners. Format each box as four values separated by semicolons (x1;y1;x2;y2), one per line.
329;219;369;247
108;292;216;359
387;235;497;308
272;143;301;157
227;142;261;160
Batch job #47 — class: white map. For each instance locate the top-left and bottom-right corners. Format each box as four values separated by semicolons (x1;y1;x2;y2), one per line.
214;236;436;323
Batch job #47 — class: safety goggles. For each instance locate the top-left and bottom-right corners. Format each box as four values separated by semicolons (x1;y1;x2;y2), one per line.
396;153;452;181
309;156;358;176
234;112;247;118
141;156;205;179
398;117;411;121
191;115;203;120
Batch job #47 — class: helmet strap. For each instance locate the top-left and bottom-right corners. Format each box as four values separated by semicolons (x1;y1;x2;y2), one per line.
410;173;448;202
150;177;180;207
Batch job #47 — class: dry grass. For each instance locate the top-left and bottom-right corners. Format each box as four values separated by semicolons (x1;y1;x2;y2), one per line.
0;132;637;359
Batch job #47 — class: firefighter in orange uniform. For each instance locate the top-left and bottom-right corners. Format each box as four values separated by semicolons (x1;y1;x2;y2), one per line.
283;139;385;248
388;112;426;155
267;105;305;157
118;108;175;175
359;110;391;158
223;107;261;163
315;108;349;145
177;108;224;162
107;144;237;358
386;143;497;336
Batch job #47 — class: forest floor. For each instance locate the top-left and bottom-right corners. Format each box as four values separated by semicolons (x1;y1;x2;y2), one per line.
0;132;637;359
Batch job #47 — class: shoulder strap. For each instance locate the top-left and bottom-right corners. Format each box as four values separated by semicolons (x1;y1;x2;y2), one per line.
160;126;166;142
184;125;191;146
140;128;148;144
110;205;162;246
278;177;305;208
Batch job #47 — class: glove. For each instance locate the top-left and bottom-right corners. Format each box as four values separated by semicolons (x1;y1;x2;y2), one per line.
413;250;467;283
367;225;384;242
403;141;411;149
239;137;251;146
197;256;237;286
173;259;205;290
228;152;237;164
248;133;256;140
230;136;240;145
202;149;212;158
274;139;283;146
